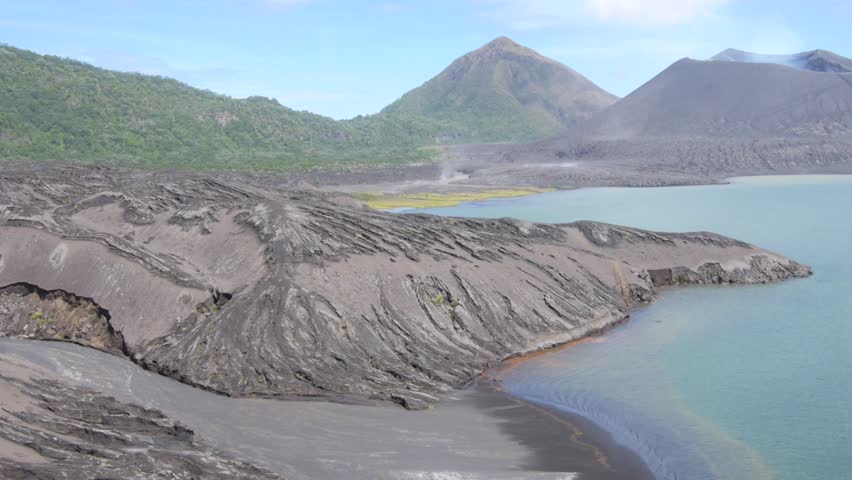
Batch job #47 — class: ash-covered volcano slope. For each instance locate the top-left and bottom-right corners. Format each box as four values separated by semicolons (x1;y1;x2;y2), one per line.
0;164;810;408
711;48;852;73
581;57;852;139
447;53;852;186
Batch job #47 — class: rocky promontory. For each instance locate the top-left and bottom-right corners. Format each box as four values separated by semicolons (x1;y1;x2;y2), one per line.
0;163;811;409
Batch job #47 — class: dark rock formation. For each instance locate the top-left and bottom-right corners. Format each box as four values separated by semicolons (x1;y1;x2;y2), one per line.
0;282;126;355
0;164;811;409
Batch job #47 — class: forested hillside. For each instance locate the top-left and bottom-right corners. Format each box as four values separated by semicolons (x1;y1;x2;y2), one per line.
0;45;440;170
0;38;616;171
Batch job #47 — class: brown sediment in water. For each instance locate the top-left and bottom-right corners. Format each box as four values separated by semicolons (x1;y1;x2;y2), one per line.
484;310;637;383
489;335;608;379
490;298;664;379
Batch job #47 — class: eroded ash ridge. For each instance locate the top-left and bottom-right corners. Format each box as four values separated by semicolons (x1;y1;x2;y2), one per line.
0;164;811;410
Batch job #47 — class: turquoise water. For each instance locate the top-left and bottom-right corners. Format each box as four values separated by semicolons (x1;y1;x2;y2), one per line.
421;176;852;480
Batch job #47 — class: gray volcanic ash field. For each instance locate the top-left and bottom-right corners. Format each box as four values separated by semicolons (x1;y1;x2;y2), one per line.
0;163;811;477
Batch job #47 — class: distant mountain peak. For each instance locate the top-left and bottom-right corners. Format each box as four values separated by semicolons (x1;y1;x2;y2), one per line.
711;48;748;60
582;52;852;141
710;48;852;73
483;36;519;49
381;38;617;142
463;36;551;63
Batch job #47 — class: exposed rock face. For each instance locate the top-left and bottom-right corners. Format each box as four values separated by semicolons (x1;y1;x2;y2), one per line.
0;374;281;479
0;283;125;355
0;164;811;409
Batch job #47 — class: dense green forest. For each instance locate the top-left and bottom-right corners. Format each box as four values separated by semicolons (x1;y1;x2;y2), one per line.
0;40;610;171
0;45;451;170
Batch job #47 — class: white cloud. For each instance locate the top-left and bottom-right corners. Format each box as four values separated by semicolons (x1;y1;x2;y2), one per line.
479;0;733;29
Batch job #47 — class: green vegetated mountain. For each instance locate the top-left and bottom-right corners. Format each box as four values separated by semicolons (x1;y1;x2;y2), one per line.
382;37;617;143
0;44;442;170
0;37;615;171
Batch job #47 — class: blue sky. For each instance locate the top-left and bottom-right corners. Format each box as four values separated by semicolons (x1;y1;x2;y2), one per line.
2;0;850;119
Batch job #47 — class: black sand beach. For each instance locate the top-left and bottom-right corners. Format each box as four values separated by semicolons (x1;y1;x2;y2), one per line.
474;379;656;480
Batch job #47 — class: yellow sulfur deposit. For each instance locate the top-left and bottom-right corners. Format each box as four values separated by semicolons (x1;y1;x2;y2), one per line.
354;188;555;210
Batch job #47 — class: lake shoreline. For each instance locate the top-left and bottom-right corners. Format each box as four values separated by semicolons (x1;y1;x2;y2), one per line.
476;304;659;479
471;378;657;480
427;175;852;479
330;172;852;212
425;177;846;480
